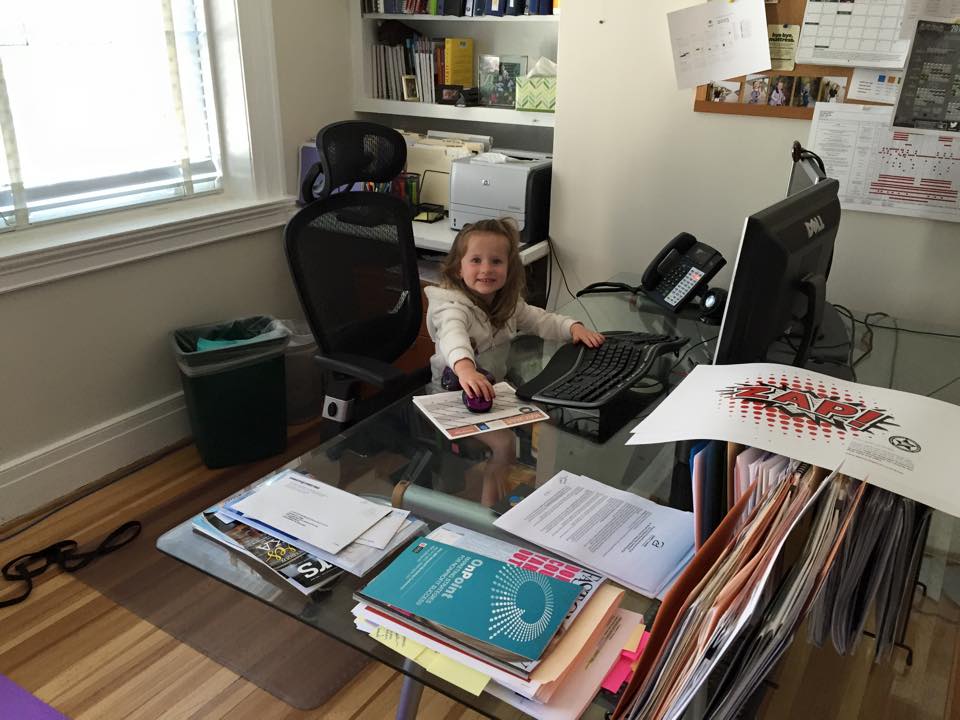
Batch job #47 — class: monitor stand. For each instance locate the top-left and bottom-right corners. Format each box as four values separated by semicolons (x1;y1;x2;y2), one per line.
768;303;855;381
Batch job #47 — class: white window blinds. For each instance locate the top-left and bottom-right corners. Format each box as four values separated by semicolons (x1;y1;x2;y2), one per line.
0;0;222;231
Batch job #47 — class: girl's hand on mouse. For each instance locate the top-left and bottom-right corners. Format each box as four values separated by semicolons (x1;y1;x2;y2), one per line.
571;323;605;348
454;359;495;401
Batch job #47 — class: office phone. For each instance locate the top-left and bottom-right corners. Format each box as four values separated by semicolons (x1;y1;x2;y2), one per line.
576;233;725;314
641;232;725;312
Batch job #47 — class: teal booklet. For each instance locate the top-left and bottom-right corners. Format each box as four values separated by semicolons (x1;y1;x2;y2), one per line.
358;538;580;662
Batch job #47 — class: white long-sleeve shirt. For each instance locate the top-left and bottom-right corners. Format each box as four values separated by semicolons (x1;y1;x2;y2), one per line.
424;286;578;380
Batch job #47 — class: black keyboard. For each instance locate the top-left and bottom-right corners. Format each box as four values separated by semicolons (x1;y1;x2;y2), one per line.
515;331;688;410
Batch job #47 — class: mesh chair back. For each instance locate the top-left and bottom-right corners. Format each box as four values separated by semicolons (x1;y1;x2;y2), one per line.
310;121;408;201
285;190;422;365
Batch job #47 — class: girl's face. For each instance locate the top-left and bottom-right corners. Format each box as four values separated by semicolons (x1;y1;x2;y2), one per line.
459;231;510;301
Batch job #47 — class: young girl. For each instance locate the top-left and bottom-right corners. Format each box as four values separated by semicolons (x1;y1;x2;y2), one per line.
425;217;604;507
425;217;604;401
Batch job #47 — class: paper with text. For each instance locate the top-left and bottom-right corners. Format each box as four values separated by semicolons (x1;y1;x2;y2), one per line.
493;472;695;598
796;0;911;68
226;470;390;554
668;0;771;90
627;363;960;519
808;103;960;222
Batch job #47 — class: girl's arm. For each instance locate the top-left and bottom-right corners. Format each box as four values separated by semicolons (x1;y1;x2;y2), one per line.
432;303;496;400
515;300;604;346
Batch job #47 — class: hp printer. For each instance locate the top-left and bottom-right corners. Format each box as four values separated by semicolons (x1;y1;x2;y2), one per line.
448;152;552;244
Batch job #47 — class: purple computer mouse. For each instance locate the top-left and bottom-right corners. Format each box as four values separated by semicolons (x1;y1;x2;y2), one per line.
462;390;493;413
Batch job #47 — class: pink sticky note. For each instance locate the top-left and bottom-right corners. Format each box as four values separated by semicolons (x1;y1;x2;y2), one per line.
601;657;634;693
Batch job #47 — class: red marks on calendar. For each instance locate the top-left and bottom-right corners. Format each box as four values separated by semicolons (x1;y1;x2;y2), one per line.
719;374;897;441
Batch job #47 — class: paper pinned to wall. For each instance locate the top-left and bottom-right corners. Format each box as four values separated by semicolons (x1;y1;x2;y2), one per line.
847;67;905;104
893;18;960;137
667;0;771;90
900;0;960;38
807;103;960;223
796;0;912;69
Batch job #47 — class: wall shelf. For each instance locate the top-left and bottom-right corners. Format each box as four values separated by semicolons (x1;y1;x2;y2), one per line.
354;97;555;126
362;13;558;23
351;4;559;129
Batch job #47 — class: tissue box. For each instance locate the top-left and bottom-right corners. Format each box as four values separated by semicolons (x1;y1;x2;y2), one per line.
515;76;556;112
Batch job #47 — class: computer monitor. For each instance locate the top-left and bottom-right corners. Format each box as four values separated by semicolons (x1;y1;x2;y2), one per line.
787;145;827;196
713;177;842;368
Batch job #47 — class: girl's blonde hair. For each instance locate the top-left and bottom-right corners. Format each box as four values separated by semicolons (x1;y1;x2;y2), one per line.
440;217;526;329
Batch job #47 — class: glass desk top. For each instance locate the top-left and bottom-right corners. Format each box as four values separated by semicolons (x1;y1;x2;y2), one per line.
157;277;960;719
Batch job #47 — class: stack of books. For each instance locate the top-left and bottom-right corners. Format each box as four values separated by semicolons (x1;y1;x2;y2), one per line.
353;523;645;718
192;469;425;595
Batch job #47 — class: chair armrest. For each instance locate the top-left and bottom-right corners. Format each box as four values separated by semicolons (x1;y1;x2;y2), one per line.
314;353;405;388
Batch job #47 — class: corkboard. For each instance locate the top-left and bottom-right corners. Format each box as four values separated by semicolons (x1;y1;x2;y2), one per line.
692;0;875;120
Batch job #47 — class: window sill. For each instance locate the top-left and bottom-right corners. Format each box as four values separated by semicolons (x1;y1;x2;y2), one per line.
0;194;298;295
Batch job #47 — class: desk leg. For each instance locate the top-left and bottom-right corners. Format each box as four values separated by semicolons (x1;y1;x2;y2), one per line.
396;660;424;720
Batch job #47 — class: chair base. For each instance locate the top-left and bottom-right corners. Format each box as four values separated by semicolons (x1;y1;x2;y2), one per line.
322;395;354;423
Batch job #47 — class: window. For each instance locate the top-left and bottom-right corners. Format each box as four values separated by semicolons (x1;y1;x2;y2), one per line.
0;0;222;231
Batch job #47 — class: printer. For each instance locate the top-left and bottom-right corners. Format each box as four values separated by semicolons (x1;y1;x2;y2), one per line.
448;151;552;244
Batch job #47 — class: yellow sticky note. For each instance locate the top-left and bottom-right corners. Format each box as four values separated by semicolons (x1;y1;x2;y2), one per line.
418;649;490;696
371;626;425;662
623;624;646;653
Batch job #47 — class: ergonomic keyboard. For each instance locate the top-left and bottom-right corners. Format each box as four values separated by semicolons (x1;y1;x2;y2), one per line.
515;331;688;410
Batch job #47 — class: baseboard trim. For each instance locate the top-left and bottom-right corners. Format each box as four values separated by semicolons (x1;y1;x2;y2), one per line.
0;393;190;525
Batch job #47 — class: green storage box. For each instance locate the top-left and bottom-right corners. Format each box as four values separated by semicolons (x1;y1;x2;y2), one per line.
516;76;556;112
172;316;290;468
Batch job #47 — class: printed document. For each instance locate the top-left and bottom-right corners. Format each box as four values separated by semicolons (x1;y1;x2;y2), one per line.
225;469;391;554
796;0;911;68
808;103;960;222
900;0;960;38
847;67;905;104
493;471;695;598
667;0;771;90
627;363;960;519
893;19;960;137
412;383;549;440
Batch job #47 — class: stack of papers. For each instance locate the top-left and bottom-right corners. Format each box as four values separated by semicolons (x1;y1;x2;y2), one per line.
352;523;645;719
616;464;863;720
196;469;426;580
493;471;696;599
412;383;549;440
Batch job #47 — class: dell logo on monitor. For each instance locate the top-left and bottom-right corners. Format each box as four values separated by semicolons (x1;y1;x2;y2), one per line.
804;216;826;238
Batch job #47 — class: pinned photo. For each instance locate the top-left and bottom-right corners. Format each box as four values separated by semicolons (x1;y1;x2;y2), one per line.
708;80;741;103
791;76;821;108
741;74;770;105
767;76;794;106
819;76;848;103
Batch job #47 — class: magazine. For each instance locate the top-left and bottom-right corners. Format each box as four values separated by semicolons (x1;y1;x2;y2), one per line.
192;510;343;595
356;538;581;664
412;382;549;439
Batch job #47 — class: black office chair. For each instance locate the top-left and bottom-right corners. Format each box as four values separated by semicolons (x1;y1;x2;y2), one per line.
285;121;428;428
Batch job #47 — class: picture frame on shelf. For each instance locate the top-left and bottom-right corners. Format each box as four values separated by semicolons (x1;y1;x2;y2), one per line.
438;84;464;105
402;74;419;102
479;54;527;108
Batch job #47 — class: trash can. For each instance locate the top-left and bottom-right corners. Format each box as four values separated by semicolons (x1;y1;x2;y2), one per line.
281;319;324;425
172;316;290;468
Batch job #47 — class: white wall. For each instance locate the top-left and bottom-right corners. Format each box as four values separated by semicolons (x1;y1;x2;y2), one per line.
0;0;353;524
552;0;960;328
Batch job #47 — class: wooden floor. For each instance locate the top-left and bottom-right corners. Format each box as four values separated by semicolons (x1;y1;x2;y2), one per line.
0;425;958;720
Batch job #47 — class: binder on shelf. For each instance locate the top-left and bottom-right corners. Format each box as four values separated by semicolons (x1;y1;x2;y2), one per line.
485;0;505;16
444;0;465;15
505;0;525;15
